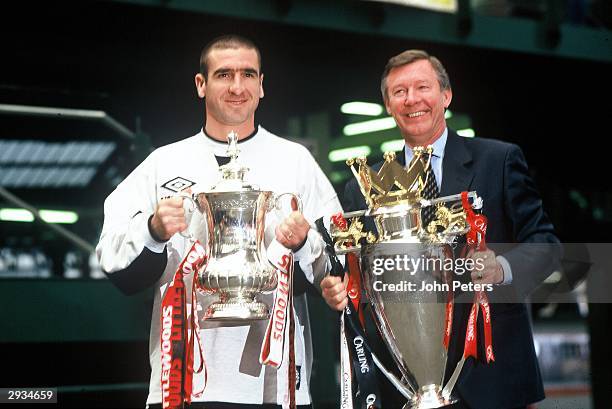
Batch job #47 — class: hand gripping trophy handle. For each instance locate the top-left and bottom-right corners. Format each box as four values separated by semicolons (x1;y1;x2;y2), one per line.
261;192;303;265
179;191;303;241
178;192;210;243
270;192;303;215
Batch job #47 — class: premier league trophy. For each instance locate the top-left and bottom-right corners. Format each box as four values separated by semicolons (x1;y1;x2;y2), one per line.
183;132;299;321
329;147;481;409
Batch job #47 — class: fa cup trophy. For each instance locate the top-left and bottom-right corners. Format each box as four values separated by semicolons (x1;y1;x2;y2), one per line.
183;131;299;321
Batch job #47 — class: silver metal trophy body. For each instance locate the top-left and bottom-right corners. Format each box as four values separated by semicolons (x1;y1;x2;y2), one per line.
194;190;278;321
362;205;457;409
186;131;296;321
333;149;477;408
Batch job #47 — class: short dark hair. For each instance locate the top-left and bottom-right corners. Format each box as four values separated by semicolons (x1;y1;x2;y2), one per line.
380;49;451;100
199;34;262;80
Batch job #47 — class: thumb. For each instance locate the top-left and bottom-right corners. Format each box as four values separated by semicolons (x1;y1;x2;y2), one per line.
290;196;299;212
342;272;351;294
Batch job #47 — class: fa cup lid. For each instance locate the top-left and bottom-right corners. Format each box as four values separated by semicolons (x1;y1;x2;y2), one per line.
208;131;259;193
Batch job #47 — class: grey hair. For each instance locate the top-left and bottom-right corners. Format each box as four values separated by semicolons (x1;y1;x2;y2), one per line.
380;49;451;100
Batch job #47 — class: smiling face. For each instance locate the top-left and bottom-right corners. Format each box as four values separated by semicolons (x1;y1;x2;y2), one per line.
195;46;264;138
384;59;452;147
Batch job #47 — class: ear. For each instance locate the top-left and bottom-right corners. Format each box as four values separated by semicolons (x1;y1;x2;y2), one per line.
259;73;264;98
384;97;391;115
195;73;206;99
442;88;452;109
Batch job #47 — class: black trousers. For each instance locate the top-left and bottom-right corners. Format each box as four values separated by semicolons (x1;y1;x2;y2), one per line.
147;404;312;409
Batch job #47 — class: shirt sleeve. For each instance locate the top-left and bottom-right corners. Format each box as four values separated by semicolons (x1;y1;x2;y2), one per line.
496;254;513;285
95;150;168;295
293;146;344;287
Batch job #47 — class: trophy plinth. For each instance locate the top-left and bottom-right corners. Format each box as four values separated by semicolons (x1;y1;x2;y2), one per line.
401;384;458;409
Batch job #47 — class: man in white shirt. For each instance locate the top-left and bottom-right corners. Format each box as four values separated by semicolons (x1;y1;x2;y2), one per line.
97;34;342;409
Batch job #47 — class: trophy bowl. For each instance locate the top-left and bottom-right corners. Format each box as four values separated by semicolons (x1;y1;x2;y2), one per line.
361;206;458;409
192;189;279;321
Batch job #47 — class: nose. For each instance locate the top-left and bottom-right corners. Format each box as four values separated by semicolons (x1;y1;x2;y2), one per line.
229;75;244;95
404;88;418;106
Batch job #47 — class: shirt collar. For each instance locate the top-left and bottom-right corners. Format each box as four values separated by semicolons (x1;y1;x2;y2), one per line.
199;125;261;156
202;124;259;144
404;127;448;164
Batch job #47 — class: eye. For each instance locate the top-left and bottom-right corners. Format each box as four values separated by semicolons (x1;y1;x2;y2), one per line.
393;89;406;98
244;72;255;78
419;85;429;91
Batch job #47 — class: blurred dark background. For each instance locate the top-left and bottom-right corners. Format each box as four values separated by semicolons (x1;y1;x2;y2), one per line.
1;0;610;407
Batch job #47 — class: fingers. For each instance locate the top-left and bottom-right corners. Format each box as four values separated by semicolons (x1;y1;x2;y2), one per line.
275;225;292;247
284;211;308;229
470;268;484;282
469;249;488;282
335;298;348;311
469;249;503;284
159;197;186;214
150;197;188;241
320;274;349;311
275;211;310;250
320;274;345;290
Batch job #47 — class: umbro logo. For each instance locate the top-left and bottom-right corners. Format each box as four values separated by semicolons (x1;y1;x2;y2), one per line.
161;177;196;193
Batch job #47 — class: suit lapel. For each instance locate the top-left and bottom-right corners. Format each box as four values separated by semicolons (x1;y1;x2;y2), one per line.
440;130;474;196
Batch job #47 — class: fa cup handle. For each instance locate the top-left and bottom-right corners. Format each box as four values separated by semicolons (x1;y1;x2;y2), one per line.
177;192;205;241
271;192;303;215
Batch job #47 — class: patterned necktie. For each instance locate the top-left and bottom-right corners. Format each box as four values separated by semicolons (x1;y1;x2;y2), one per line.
421;152;440;227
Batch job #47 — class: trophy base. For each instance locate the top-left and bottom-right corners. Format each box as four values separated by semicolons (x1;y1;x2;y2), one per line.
204;298;269;321
402;384;458;409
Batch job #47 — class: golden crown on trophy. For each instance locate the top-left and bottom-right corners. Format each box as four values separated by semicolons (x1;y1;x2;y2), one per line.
346;146;434;211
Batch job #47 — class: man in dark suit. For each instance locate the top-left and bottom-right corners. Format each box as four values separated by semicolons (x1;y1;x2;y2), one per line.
320;50;560;409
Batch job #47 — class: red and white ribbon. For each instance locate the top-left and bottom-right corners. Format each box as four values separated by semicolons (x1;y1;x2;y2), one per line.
463;291;495;363
478;290;495;363
260;239;293;368
443;291;454;350
160;240;208;409
464;301;479;360
461;191;495;364
260;239;296;409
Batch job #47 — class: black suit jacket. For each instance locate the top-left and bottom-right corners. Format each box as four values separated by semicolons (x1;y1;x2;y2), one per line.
344;130;560;409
